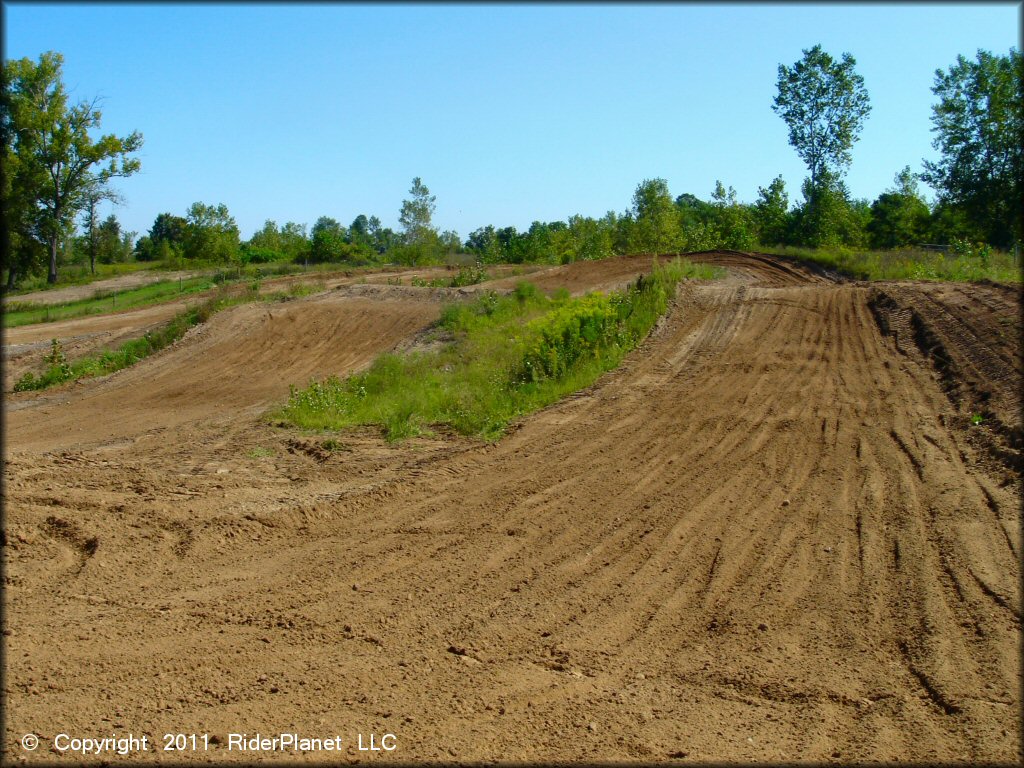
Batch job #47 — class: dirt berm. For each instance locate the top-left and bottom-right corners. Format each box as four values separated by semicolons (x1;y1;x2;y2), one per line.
3;251;1020;762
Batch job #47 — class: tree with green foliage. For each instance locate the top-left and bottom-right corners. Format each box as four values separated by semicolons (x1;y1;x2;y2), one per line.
310;216;348;263
399;177;436;240
349;214;371;248
1;51;142;283
95;214;132;264
135;211;188;262
78;179;123;274
279;221;310;262
773;45;871;190
398;177;441;264
753;176;790;247
867;167;931;249
182;202;239;262
675;193;713;231
920;48;1022;248
792;169;867;248
466;225;498;262
773;45;870;246
630;178;680;253
709;181;756;250
151;212;188;246
566;215;613;262
439;230;462;257
248;219;283;254
494;226;524;263
1;57;36;288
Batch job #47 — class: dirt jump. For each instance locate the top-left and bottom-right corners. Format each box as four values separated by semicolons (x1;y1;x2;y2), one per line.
3;252;1020;762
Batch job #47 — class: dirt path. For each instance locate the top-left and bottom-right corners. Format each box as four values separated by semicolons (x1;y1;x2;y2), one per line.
5;292;442;453
3;253;1019;762
2;264;540;392
4;270;208;307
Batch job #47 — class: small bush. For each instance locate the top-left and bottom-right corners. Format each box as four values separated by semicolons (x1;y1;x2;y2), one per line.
14;339;72;391
449;262;488;287
770;244;1020;282
517;293;620;381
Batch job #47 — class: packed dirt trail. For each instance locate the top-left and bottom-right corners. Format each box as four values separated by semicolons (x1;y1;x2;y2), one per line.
2;264;539;392
5;269;207;307
3;252;1020;763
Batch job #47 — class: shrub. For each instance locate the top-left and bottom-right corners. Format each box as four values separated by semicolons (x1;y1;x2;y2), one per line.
517;293;620;381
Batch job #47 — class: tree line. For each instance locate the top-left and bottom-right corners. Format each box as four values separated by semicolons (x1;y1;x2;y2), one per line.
2;45;1020;289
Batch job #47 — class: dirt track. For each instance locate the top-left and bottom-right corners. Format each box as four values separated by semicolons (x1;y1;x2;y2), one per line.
2;264;538;393
3;252;1020;762
4;270;207;307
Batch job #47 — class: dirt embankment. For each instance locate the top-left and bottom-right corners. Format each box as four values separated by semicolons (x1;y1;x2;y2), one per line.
4;269;208;306
3;252;1020;763
2;264;541;392
870;280;1022;473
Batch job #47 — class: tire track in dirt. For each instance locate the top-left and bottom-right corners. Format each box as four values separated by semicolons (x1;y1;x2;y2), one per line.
2;264;541;393
5;292;441;453
339;283;1016;761
2;253;1019;762
871;281;1022;460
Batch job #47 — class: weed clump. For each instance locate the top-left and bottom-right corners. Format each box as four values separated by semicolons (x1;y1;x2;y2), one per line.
14;339;72;391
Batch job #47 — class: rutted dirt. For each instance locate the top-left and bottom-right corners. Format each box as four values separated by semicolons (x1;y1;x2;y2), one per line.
870;280;1022;472
2;264;540;392
2;252;1020;763
5;293;441;453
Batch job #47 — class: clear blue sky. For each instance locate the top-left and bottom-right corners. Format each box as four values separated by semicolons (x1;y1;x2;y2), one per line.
4;2;1020;241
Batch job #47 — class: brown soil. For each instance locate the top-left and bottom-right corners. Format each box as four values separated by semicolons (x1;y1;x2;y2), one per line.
4;270;207;307
2;264;540;392
3;252;1020;763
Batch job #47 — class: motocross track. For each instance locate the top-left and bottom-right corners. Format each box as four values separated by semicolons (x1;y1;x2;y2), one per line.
1;264;540;392
3;252;1021;763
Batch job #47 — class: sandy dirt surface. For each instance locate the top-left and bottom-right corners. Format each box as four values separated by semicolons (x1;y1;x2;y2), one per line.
4;270;208;307
2;264;540;392
2;252;1020;763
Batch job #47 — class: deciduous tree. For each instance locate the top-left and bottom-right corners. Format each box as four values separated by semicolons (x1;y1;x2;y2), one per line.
920;48;1022;248
183;202;239;262
79;178;123;274
2;51;142;283
398;177;441;264
753;176;790;247
629;178;680;253
867;167;931;249
773;45;871;190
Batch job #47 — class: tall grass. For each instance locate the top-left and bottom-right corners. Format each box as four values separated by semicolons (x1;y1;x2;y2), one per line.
278;258;721;441
769;245;1022;282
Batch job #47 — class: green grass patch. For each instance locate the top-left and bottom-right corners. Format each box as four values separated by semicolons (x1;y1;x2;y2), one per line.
12;287;253;392
6;261;158;295
3;265;336;328
3;276;220;328
276;258;720;441
263;280;326;302
770;244;1022;282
